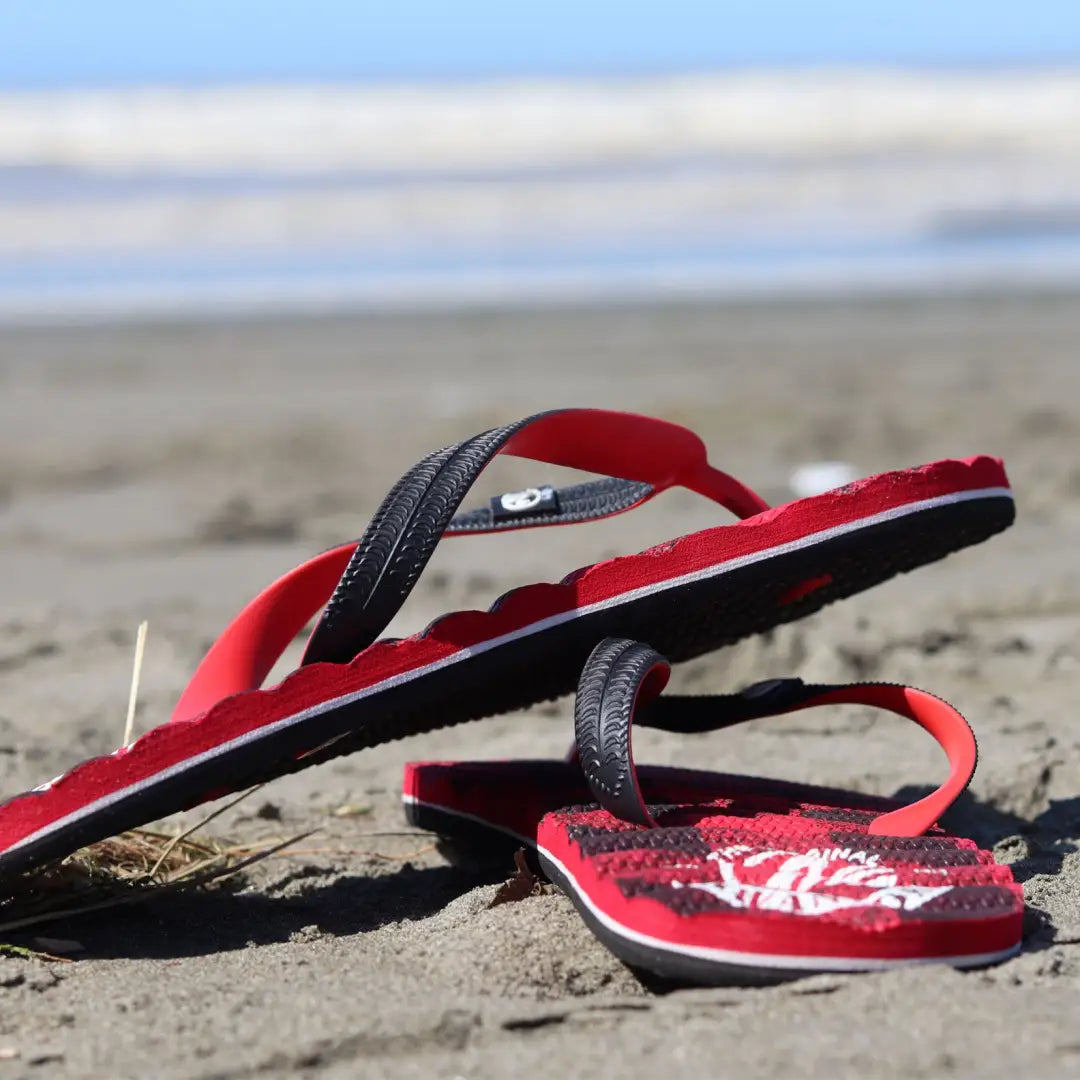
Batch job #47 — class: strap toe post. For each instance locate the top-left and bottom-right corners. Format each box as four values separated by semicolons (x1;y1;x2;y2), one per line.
573;638;671;829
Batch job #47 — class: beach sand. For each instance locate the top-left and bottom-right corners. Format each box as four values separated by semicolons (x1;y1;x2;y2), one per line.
1;293;1079;1078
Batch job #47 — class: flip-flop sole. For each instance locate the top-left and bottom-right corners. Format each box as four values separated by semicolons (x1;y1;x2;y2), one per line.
405;760;1024;984
535;840;1021;985
0;462;1011;876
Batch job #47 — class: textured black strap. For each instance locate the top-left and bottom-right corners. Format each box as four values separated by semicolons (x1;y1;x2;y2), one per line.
446;476;653;533
302;414;540;665
636;677;838;732
301;412;656;666
574;637;840;827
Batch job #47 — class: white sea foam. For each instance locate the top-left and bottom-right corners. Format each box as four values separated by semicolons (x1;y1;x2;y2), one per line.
1;71;1079;319
1;70;1078;174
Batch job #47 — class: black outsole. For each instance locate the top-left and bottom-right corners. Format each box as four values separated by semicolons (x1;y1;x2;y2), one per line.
404;799;528;850
299;493;1013;764
404;800;530;869
1;494;1012;875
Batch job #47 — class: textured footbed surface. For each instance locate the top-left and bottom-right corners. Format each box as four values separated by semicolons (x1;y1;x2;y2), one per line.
405;762;1025;984
0;471;1013;876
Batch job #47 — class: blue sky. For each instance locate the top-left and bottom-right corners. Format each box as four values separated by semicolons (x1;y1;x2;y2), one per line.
1;1;1078;88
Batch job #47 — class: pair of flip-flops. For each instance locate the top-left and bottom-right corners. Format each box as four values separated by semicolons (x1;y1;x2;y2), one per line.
0;408;1023;983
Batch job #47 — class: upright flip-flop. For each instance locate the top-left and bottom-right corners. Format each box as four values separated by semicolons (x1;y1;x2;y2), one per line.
405;638;1024;982
0;409;1014;876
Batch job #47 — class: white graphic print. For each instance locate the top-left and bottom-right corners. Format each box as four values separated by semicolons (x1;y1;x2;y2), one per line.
673;844;953;916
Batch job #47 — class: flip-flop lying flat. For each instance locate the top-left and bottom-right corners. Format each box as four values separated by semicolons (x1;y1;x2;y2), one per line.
404;639;1024;983
0;409;1013;876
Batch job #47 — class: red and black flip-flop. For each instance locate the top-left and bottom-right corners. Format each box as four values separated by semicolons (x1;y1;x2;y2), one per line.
404;638;1024;983
0;409;1013;877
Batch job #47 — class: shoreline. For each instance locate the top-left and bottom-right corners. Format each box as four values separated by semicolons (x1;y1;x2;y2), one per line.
4;275;1080;331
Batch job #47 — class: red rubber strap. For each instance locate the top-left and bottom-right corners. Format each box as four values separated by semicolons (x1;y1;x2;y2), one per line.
798;685;978;837
498;409;767;520
171;542;356;724
172;409;767;724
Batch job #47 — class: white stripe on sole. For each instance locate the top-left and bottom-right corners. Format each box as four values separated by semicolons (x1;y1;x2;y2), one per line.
537;844;1021;974
1;485;1012;861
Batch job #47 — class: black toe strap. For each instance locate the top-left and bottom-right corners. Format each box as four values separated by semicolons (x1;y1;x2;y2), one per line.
302;414;541;665
573;638;672;827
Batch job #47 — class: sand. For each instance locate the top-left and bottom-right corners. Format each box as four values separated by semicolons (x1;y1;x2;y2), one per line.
1;292;1079;1078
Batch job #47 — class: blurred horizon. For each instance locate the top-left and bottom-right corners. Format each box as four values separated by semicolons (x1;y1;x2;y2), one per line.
2;3;1079;321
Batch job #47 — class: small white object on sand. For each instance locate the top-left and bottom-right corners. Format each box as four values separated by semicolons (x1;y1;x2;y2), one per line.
789;461;861;498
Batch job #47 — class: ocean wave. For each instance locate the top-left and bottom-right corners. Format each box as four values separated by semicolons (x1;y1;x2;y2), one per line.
3;70;1079;318
2;153;1078;258
6;240;1080;326
1;70;1078;175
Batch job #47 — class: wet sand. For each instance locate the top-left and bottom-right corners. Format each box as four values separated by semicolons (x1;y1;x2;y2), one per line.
1;293;1079;1078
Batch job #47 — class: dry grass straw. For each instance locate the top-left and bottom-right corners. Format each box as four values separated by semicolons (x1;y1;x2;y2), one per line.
0;819;310;937
0;623;311;943
121;619;149;748
0;623;437;952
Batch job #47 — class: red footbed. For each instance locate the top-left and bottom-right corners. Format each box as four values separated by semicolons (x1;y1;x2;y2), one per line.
539;803;1023;966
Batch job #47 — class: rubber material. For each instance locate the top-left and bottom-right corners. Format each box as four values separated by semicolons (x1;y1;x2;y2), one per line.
447;477;654;533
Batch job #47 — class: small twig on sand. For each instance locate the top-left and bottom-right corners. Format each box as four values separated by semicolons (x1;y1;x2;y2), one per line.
0;943;73;964
232;843;435;862
0;831;316;936
148;785;266;880
488;849;542;908
121;621;149;748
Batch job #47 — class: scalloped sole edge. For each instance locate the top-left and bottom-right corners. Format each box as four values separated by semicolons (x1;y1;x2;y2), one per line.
0;477;1013;874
